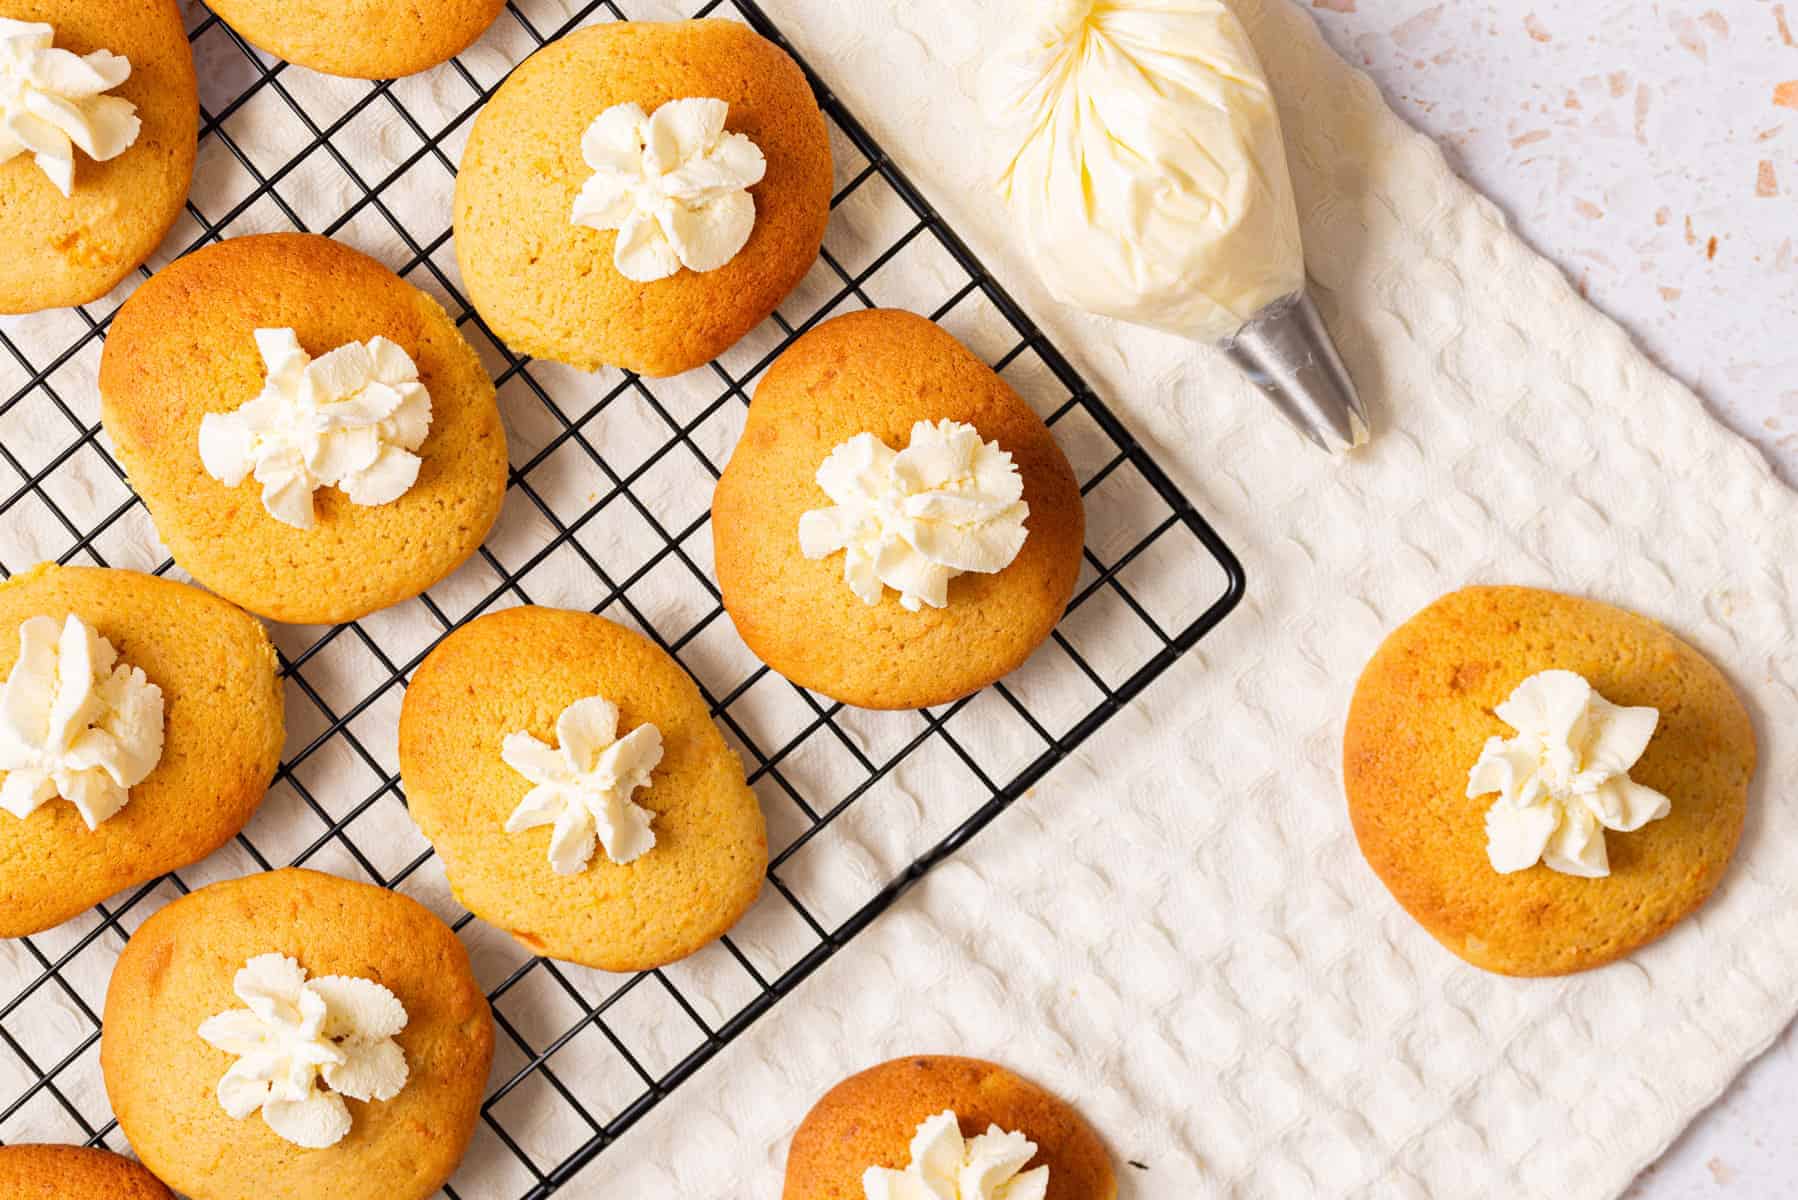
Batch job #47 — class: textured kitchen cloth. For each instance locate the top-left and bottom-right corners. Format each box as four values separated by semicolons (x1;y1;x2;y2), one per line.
571;0;1798;1197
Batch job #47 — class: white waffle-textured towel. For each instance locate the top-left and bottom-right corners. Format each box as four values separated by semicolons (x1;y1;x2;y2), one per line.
575;0;1798;1196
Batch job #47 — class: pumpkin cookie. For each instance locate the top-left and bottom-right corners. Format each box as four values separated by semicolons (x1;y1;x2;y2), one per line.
0;564;282;938
0;1144;173;1198
101;868;495;1200
0;0;197;314
399;606;766;972
204;0;508;79
713;309;1085;710
454;19;832;377
99;233;508;625
1344;585;1756;976
785;1056;1115;1200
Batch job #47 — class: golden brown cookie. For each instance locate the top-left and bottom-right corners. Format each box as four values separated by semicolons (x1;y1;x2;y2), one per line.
0;1144;174;1199
398;605;767;971
204;0;508;79
1344;585;1756;977
453;19;833;377
101;868;495;1200
0;0;196;314
713;309;1085;710
784;1056;1116;1200
99;233;509;625
0;563;282;938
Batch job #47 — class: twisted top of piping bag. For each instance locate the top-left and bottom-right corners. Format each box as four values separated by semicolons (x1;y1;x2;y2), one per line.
983;0;1368;452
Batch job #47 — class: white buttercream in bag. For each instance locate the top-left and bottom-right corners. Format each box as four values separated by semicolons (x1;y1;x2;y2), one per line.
984;0;1306;342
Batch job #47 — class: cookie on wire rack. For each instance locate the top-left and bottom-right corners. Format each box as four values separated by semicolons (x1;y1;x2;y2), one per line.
453;18;833;377
0;563;283;939
203;0;508;79
0;1144;173;1199
784;1055;1117;1200
0;0;197;314
398;605;768;972
98;232;509;626
101;868;495;1200
713;308;1086;710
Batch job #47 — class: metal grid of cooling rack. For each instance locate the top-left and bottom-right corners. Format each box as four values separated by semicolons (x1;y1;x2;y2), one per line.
0;0;1244;1194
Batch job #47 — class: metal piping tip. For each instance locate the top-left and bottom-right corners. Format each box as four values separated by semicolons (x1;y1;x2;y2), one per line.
1218;290;1369;454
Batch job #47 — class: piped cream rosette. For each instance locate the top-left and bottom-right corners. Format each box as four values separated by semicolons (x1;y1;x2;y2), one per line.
863;1110;1049;1200
0;613;163;830
0;19;142;197
198;953;409;1150
1469;669;1671;878
502;694;663;875
571;97;767;283
799;419;1030;613
198;328;434;531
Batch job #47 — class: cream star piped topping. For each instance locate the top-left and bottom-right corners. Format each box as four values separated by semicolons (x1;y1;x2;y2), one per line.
502;695;663;874
0;614;163;830
198;328;433;531
798;419;1030;612
571;97;767;283
1470;669;1671;878
198;954;409;1149
0;19;142;197
863;1110;1049;1200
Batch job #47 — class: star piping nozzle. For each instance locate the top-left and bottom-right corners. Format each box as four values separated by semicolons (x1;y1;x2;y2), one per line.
1218;289;1369;454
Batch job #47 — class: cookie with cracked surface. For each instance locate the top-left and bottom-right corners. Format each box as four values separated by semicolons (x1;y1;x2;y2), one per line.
99;233;508;625
101;868;495;1200
1344;585;1756;976
713;308;1085;710
398;605;767;972
453;19;832;377
784;1055;1116;1200
0;563;283;938
0;1144;174;1198
204;0;508;79
0;0;196;314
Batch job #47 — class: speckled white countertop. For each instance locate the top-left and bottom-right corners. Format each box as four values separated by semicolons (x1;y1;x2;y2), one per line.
1301;1;1796;1192
1307;0;1797;484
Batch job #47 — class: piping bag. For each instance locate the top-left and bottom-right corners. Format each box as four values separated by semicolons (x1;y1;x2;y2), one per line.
983;0;1368;453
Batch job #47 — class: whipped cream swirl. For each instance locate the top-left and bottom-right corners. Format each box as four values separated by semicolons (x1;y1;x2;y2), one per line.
571;97;767;283
863;1110;1049;1200
1469;669;1671;878
198;328;433;531
503;695;663;874
198;953;409;1150
800;419;1030;612
0;614;163;830
0;19;142;197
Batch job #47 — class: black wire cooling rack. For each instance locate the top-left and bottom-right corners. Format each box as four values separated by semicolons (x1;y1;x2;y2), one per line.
0;1;1244;1193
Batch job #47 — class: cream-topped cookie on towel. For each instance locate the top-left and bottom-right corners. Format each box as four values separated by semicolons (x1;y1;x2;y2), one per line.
0;0;196;314
1344;585;1756;976
784;1056;1116;1200
99;233;508;626
398;605;767;972
0;563;282;938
